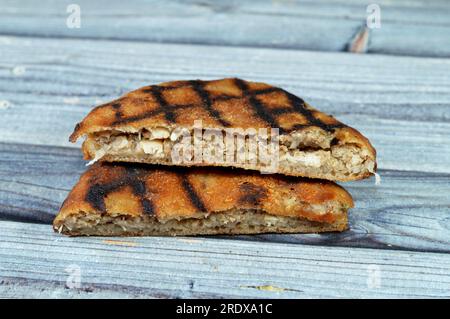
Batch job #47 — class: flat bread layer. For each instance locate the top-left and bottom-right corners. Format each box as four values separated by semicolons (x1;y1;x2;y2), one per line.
53;163;353;236
70;78;376;181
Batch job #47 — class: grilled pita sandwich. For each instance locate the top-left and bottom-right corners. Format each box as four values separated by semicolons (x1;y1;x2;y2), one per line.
53;163;353;236
70;78;376;181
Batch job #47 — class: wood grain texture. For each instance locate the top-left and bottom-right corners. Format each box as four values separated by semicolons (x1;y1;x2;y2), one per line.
1;220;450;298
0;0;359;52
1;2;450;298
369;23;450;58
1;142;450;253
1;37;450;174
1;0;450;57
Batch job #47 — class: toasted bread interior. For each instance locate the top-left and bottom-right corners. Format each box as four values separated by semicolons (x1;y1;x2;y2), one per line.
83;126;376;181
55;208;348;236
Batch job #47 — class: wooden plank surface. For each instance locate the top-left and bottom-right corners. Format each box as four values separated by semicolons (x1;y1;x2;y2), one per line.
0;0;359;52
1;36;450;254
2;142;450;253
1;0;450;57
1;36;449;174
1;220;450;298
369;23;450;58
1;1;450;299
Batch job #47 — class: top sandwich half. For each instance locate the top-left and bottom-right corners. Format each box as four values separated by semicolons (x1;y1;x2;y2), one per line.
70;78;376;181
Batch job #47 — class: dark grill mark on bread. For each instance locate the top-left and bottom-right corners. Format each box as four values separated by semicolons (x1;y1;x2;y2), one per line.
84;164;156;216
112;103;193;125
190;80;231;127
144;86;176;123
130;179;146;197
71;78;355;142
111;103;123;121
141;198;155;215
249;95;283;131
270;107;298;115
238;182;268;206
213;87;280;102
330;137;340;146
234;78;283;133
123;166;155;215
251;87;281;95
283;90;344;132
181;176;207;212
86;183;107;212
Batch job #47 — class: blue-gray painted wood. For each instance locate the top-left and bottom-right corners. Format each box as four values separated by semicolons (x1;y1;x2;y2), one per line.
1;142;450;253
1;2;450;298
0;0;359;52
1;220;450;298
369;23;450;57
1;0;450;57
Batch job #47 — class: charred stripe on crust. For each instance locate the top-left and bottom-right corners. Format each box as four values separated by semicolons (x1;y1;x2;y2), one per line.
112;103;193;125
181;175;208;212
234;78;284;133
238;182;268;206
111;102;123;121
190;80;231;127
84;165;156;216
283;90;344;132
85;183;107;212
144;86;177;123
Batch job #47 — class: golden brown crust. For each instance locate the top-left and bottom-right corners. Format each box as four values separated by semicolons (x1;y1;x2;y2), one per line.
53;163;353;233
69;78;376;162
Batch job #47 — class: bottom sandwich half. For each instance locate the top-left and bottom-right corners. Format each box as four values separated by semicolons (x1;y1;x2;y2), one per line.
53;163;353;236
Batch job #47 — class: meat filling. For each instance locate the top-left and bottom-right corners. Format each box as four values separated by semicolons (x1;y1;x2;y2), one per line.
84;127;375;179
